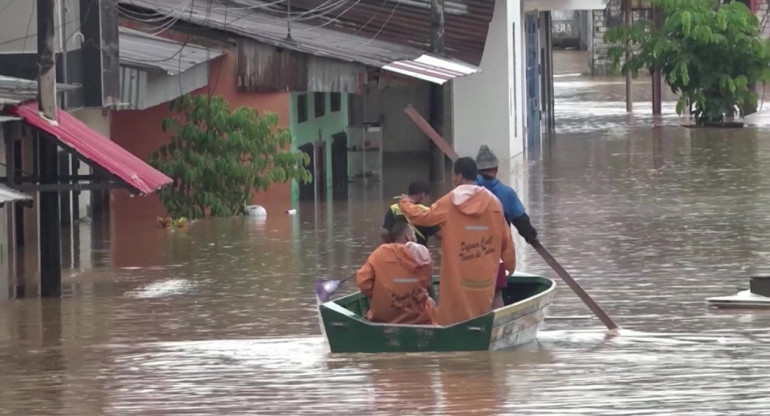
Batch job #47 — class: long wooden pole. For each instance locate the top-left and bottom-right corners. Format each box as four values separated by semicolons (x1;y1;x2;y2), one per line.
625;0;632;113
651;4;662;116
403;105;620;330
533;242;619;330
38;0;62;298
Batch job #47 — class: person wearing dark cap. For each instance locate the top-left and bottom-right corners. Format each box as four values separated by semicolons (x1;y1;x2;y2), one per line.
475;145;539;308
475;145;538;244
381;180;441;247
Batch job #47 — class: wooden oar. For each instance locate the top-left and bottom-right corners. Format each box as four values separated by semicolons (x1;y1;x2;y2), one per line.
403;104;621;331
314;272;356;302
533;242;619;330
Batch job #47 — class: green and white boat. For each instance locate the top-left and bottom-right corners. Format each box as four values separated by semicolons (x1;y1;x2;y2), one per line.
318;272;556;353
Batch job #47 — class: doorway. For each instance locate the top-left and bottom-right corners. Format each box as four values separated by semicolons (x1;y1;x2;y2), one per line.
525;11;541;148
331;132;348;200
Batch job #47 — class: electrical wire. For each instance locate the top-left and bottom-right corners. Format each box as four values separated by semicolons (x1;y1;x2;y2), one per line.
118;0;193;35
21;3;35;53
0;0;95;48
297;0;362;33
211;0;285;11
352;0;388;36
363;0;398;44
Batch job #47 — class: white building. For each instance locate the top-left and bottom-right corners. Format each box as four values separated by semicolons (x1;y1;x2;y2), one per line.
453;0;608;171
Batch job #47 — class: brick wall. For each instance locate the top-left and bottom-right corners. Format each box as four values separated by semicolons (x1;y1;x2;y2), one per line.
590;0;651;76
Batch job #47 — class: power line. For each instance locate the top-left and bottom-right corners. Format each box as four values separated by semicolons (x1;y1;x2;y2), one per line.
364;0;399;45
0;0;95;49
21;2;35;53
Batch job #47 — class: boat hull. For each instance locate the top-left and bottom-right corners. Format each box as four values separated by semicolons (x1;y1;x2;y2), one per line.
318;272;556;353
707;290;770;309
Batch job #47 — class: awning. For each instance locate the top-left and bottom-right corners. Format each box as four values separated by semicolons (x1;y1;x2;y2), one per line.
382;55;479;85
0;184;31;206
6;102;172;195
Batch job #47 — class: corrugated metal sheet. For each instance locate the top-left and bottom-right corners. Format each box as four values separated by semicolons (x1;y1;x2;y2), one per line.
119;0;480;86
119;61;210;109
119;27;224;75
237;39;364;92
382;54;478;84
0;76;79;107
0;184;31;205
7;102;173;195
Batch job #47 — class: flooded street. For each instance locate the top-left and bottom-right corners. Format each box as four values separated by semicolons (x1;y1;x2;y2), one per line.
4;50;770;414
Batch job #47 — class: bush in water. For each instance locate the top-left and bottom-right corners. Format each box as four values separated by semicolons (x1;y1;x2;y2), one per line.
148;94;311;219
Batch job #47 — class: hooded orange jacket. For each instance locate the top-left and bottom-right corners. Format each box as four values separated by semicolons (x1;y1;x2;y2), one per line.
356;242;435;324
399;185;516;325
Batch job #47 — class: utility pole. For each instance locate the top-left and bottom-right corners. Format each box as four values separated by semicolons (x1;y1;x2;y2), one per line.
37;0;62;297
429;0;446;182
624;0;632;113
651;4;662;115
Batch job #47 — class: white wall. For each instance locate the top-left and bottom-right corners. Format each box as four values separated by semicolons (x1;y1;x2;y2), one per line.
453;0;524;169
0;128;8;299
72;108;110;220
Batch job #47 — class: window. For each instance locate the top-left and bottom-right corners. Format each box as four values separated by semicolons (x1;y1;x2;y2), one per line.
297;94;307;123
314;92;325;118
330;93;341;112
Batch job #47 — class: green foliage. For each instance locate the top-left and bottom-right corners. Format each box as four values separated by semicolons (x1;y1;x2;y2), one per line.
605;0;770;124
148;94;311;219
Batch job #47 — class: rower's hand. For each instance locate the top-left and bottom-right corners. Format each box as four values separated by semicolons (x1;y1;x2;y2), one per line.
512;214;538;245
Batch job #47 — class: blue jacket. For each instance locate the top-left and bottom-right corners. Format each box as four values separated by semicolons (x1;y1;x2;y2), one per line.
476;175;526;223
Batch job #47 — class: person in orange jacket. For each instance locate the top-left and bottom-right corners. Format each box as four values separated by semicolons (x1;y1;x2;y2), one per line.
356;220;436;324
399;157;516;326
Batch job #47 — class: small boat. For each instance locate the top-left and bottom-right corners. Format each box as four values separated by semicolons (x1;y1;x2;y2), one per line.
707;276;770;309
707;290;770;309
318;272;556;353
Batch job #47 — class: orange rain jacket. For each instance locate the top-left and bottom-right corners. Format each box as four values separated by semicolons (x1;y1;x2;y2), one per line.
356;242;435;324
399;184;516;325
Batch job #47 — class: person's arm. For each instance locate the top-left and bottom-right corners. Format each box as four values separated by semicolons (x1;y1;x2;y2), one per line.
427;281;437;302
355;254;377;298
419;260;437;302
380;209;395;243
506;189;538;245
500;214;516;274
398;195;448;227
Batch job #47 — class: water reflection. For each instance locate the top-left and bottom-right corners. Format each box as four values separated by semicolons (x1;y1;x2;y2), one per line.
3;51;770;414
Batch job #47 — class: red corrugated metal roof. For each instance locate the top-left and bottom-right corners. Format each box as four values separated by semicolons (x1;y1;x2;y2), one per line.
7;102;172;195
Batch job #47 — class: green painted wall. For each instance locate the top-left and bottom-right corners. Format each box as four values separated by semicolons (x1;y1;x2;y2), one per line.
289;92;349;202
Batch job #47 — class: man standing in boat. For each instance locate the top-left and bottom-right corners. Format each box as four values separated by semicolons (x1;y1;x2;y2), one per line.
356;220;435;324
381;180;441;247
475;145;539;308
399;157;516;325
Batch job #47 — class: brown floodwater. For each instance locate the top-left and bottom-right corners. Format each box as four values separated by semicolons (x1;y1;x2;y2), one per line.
2;51;770;415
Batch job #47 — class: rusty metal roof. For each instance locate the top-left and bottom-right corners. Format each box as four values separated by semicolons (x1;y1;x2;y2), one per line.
280;0;494;66
118;0;479;84
119;27;224;75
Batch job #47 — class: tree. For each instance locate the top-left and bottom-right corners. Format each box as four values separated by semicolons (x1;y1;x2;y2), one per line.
605;0;770;124
148;94;311;219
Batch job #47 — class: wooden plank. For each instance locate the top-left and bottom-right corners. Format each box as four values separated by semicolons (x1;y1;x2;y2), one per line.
403;104;458;161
